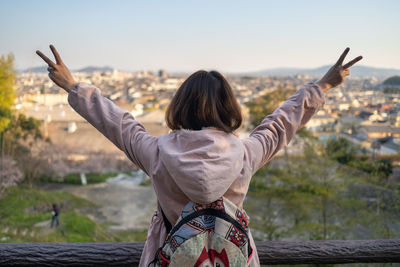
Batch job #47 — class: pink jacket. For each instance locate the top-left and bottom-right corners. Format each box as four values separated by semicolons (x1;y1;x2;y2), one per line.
68;82;325;266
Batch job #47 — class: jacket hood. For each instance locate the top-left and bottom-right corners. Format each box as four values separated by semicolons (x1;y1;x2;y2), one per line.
158;128;244;204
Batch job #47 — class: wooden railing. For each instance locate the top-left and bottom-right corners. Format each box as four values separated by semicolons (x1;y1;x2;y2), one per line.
1;240;399;266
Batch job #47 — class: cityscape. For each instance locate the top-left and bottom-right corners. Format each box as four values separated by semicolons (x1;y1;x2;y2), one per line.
16;67;400;166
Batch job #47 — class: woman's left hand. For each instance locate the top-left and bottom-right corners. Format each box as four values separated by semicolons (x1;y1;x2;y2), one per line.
36;45;77;93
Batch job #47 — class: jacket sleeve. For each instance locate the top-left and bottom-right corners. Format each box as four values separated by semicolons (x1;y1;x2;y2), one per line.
242;82;325;174
67;82;157;175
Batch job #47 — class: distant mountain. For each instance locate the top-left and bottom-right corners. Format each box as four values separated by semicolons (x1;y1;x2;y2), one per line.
251;65;400;78
21;65;400;78
76;66;114;73
21;65;114;73
22;66;48;73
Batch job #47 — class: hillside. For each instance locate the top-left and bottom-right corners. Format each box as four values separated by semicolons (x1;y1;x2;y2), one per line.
0;186;147;243
383;76;400;85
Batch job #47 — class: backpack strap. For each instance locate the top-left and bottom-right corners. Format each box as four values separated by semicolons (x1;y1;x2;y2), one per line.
160;206;172;234
169;208;249;240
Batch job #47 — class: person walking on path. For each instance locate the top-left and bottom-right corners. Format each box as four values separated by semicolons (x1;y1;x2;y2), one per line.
37;45;361;266
50;203;60;228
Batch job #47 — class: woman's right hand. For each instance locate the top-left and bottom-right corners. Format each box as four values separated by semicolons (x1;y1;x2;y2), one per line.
36;45;77;93
316;47;362;93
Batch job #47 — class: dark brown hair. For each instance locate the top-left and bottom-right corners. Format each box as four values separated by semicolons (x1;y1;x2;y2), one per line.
166;70;242;133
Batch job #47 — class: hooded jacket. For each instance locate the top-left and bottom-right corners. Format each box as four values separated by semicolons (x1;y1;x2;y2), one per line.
68;82;325;266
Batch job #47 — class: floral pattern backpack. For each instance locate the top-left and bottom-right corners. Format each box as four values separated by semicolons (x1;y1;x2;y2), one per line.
150;197;253;267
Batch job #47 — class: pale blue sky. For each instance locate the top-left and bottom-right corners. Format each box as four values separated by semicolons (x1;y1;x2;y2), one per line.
0;0;399;72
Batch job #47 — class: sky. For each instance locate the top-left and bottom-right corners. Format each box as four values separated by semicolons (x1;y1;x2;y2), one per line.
0;0;399;73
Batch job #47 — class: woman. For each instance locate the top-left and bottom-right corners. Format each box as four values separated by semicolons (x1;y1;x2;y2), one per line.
36;45;362;266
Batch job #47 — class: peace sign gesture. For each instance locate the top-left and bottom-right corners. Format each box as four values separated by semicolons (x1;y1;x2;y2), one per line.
316;47;363;93
36;45;77;93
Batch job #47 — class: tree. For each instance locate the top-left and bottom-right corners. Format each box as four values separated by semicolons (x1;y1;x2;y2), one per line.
245;141;358;241
325;138;393;182
0;53;44;185
244;139;399;241
325;138;356;164
246;86;300;169
0;156;23;196
246;86;295;128
0;54;16;133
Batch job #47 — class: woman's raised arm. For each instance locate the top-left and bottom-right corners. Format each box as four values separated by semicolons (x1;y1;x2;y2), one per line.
36;45;157;174
243;48;362;174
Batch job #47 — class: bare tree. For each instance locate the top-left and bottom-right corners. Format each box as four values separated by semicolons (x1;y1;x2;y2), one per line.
0;156;23;196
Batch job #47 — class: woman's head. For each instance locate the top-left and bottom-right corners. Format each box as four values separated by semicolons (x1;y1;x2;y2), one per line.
166;70;242;133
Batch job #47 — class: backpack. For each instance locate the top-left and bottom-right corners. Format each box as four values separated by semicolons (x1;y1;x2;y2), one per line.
150;197;253;266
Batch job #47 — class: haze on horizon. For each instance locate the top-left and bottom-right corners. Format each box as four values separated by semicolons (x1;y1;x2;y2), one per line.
0;0;399;73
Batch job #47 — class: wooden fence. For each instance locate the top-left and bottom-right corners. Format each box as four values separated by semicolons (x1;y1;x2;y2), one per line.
1;239;400;266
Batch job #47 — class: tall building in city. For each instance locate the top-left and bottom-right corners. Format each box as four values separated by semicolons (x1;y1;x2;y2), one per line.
158;69;167;78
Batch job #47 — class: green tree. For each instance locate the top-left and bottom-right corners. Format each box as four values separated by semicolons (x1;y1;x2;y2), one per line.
325;137;357;164
244;140;396;241
325;138;393;182
0;53;43;153
2;113;43;157
246;86;294;128
246;86;306;170
0;53;44;185
0;54;16;133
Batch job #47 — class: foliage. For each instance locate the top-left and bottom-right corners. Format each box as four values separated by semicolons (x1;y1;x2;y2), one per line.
325;138;357;164
245;86;295;129
0;54;16;133
245;141;400;241
247;140;350;240
2;113;43;153
1;118;44;185
0;53;44;185
383;86;400;94
350;158;393;181
324;138;393;180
